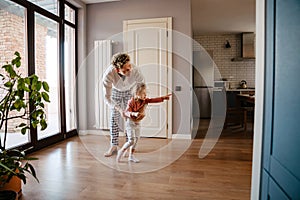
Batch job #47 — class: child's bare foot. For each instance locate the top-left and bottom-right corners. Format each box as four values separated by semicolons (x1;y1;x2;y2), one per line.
116;149;126;162
128;155;140;163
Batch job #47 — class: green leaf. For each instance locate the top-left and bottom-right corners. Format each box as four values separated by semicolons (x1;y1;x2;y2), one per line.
18;123;27;128
18;173;26;184
15;89;24;98
30;74;38;82
4;81;12;88
40;119;47;130
41;92;50;102
21;127;29;135
31;120;38;129
31;81;37;90
14;51;20;57
17;78;25;90
0;162;17;174
23;86;30;92
31;111;37;119
38;102;45;108
36;81;42;91
42;81;50;92
12;55;21;67
24;77;30;85
15;60;21;68
30;75;38;90
13;99;22;110
36;109;44;116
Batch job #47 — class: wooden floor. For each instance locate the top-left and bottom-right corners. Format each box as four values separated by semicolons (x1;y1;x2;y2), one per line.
21;124;253;200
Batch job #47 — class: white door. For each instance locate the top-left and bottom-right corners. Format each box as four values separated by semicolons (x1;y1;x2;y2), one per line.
123;17;172;138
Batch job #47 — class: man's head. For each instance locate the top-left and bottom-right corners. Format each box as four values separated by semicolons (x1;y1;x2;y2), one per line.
111;53;132;76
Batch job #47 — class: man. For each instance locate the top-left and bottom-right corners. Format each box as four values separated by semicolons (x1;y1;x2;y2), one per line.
102;53;144;157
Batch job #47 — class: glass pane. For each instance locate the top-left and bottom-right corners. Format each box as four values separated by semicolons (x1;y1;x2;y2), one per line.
65;25;77;131
28;0;58;15
35;13;60;139
65;4;75;24
0;1;29;149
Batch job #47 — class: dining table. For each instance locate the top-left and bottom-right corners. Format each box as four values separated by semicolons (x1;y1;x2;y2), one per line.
236;93;255;105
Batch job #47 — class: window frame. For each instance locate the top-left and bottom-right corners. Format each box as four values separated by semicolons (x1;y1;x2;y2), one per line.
6;0;78;151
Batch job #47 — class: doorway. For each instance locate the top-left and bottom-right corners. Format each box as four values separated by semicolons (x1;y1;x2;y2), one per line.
123;17;172;138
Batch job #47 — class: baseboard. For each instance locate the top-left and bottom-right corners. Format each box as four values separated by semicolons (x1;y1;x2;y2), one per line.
79;130;191;139
171;134;191;139
78;130;126;136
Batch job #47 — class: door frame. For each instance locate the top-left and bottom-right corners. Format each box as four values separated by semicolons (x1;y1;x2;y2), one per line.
123;17;173;138
251;0;265;199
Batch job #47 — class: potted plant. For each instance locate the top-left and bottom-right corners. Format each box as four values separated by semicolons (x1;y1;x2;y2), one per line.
0;51;50;196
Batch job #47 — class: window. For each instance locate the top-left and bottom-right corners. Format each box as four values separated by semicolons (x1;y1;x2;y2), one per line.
34;13;60;139
0;0;29;149
0;0;78;149
65;4;75;24
65;25;77;132
27;0;59;15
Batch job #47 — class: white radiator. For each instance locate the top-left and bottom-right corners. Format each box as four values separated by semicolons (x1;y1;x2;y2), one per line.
94;40;112;129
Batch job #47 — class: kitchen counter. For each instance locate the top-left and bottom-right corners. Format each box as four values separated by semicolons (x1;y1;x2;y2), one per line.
226;88;255;92
226;88;255;107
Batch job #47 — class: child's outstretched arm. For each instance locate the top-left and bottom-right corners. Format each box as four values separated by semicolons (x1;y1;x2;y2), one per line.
146;93;172;104
162;93;172;100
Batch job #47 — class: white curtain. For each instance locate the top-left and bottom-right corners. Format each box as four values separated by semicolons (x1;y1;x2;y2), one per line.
94;40;112;129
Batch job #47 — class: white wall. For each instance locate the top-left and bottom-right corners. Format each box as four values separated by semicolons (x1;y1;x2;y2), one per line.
194;34;255;88
85;0;193;135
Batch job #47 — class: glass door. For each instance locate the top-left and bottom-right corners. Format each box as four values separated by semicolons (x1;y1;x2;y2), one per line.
0;1;29;149
34;13;60;139
1;0;78;150
65;25;77;132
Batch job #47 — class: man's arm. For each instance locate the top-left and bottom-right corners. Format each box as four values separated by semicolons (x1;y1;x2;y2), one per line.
123;99;137;118
102;71;118;109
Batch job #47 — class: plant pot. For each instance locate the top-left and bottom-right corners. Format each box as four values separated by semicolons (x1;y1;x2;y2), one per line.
0;175;21;199
0;190;18;200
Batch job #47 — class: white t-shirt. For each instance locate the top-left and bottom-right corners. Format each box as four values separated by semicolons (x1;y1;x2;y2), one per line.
102;63;144;108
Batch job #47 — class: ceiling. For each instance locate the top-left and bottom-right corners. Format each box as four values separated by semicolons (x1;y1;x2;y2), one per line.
191;0;255;35
81;0;120;4
82;0;256;35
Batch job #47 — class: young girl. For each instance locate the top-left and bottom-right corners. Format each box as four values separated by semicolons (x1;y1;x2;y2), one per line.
116;83;171;163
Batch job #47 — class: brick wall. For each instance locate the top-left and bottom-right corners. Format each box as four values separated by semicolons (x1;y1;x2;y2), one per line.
0;10;47;132
193;34;255;88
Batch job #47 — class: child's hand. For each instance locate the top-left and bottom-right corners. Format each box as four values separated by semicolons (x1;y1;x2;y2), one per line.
163;94;172;100
131;112;139;117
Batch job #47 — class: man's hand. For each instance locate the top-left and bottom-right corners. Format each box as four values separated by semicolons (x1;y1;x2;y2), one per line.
115;106;125;118
131;112;145;121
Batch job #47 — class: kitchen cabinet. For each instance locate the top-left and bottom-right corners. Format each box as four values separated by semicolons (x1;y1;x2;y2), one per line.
226;89;255;108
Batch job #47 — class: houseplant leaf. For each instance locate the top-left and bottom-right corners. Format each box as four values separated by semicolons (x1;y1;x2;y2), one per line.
0;52;50;189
